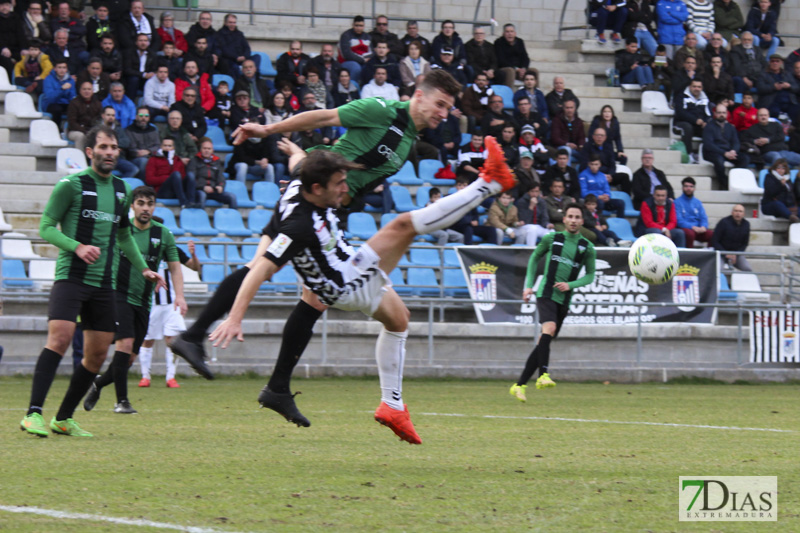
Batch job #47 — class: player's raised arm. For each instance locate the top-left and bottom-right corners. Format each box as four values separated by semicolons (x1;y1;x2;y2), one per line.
231;108;342;145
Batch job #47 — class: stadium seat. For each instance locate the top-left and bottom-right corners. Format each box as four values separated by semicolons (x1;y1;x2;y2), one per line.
698;143;733;168
490;84;515;110
443;268;469;297
380;213;399;227
28;259;55;289
240;236;261;261
790;223;800;248
181;263;207;293
1;232;41;259
177;238;210;262
266;264;298;292
757;169;769;189
610;191;640;217
387;160;423;185
731;272;770;303
153;206;184;236
0;66;16;90
415;186;432;208
460;132;471;146
728;169;763;194
4;92;42;118
718;272;738;301
641;91;674;116
0;207;13;232
348;212;378;240
180;208;218;236
205;125;232;153
443;248;460;267
30;120;68;147
56;148;87;174
1;259;32;288
389;268;413;296
252;181;281;208
407;267;441;296
224;180;257;208
248;209;272;234
252;52;278;77
418;159;445;184
214;208;252;237
212;74;235;89
390;186;418;212
201;263;230;290
606;218;636;243
208;236;245;264
122;177;145;190
409;245;442;267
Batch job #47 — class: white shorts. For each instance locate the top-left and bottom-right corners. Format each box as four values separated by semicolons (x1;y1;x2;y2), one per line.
144;304;187;341
328;243;391;316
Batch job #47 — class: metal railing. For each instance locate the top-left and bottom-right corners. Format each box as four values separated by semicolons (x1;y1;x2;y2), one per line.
148;1;496;33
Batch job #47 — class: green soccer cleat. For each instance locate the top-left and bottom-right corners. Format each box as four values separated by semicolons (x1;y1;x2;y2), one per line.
535;373;556;390
509;383;527;402
20;412;49;437
50;417;93;437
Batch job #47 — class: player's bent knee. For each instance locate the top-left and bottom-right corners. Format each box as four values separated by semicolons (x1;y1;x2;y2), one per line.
301;287;328;312
116;338;134;353
541;322;557;336
385;213;417;237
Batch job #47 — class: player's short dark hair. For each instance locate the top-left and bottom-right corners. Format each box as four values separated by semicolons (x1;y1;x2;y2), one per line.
556;148;570;158
681;176;696;186
86;124;117;149
418;68;461;98
584;194;597;204
131;185;156;202
300;150;363;193
564;203;584;217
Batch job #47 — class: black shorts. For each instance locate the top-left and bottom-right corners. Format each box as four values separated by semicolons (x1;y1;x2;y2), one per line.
48;280;117;332
114;293;150;354
536;297;570;339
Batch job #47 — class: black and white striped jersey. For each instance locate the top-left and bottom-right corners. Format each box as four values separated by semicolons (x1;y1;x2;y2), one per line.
153;247;190;306
264;179;357;305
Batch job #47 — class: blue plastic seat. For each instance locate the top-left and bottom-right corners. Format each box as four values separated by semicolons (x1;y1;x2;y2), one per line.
252;52;277;77
610;190;640;217
180;208;218;236
248;209;272;234
390;186;418;212
202;263;230;290
386;160;423;185
252;181;281;209
224;181;256;208
460;132;472;146
177;238;210;262
348;212;378;240
153;206;184;236
419;159;454;185
122;177;145;190
208;236;245;264
212;74;235;89
2;259;33;288
443;268;470;297
758;169;768;188
389;268;413;296
415;185;432;208
409;245;441;267
606;218;636;242
205;125;232;153
407;267;441;296
380;213;398;227
719;272;738;301
266;264;298;292
213;208;252;237
490;84;515;110
240;236;261;261
443;248;460;267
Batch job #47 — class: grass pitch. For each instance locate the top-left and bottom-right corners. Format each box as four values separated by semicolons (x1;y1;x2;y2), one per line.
1;376;797;532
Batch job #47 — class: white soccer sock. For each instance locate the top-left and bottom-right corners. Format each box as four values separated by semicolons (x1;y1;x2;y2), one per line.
165;347;177;381
138;346;153;380
410;178;502;235
375;328;408;411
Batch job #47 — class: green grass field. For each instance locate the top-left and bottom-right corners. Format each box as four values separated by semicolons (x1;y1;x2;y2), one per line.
1;376;797;532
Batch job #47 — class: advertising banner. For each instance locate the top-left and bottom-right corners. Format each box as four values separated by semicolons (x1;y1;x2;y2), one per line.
749;310;800;363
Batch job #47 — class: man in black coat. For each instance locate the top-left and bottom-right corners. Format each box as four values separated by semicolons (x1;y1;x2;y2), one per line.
631;149;674;209
122;32;156;98
115;0;161;53
494;23;529;88
711;204;752;271
0;0;29;79
307;43;341;90
542;148;582;200
276;40;311;89
368;15;404;57
233;59;271;111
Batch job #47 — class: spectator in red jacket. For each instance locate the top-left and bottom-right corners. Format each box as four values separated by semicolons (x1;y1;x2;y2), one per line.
635;185;686;247
145;137;195;207
175;60;216;112
157;12;188;56
727;91;757;131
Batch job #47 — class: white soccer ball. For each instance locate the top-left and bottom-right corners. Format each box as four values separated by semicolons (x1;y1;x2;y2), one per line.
627;233;680;285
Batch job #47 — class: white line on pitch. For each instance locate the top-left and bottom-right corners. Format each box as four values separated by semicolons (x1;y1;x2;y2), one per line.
0;505;247;533
415;412;794;433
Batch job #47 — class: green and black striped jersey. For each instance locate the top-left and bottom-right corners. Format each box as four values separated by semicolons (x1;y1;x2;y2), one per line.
116;220;178;309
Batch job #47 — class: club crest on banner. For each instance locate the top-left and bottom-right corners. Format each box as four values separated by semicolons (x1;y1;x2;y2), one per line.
468;262;498;311
673;264;700;312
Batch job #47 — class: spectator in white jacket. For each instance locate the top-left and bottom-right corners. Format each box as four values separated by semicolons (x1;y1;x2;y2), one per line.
360;66;399;101
143;64;176;119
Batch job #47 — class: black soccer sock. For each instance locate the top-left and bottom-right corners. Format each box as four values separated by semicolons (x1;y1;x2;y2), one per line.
537;334;553;376
516;346;540;387
184;267;250;342
94;365;114;390
55;363;97;421
27;348;63;415
267;300;324;394
111;350;131;403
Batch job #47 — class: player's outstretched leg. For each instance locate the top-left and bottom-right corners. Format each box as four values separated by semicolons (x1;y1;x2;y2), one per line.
258;387;310;427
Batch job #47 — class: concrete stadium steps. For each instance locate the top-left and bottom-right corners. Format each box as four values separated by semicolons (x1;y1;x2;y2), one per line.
0;170;63;186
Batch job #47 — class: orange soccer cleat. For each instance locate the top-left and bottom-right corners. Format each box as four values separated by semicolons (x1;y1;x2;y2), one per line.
138;378;150;388
374;402;422;445
166;378;180;388
480;135;517;192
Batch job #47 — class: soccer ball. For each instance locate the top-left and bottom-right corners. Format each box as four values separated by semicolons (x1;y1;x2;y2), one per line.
627;234;680;285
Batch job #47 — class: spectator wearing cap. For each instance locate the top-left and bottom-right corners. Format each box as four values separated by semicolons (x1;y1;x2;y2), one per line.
217;14;252;77
518;124;550;171
543;149;582;199
157;11;188;56
632;148;674;209
675;176;713;248
400;20;430;57
230;89;264;129
276;40;311;89
494;23;529;88
743;108;800;167
458;130;488;182
360;40;402;88
712;204;753;271
513;150;540;198
480;92;516;139
465;26;496;82
430;20;466;68
430;46;468;86
360;66;399;101
338;15;372;83
757;54;800;119
369;15;404;57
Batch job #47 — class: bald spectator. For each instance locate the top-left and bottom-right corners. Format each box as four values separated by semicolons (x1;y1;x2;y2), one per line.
360;66;399;100
743;108;800;167
117;1;160;53
756;54;800;119
729;31;767;93
276;40;310;89
545;76;580;118
550;99;585;158
307;43;341;91
494;23;529;88
368;15;403;57
673;32;706;75
702;103;749;189
465;25;496;82
712;204;752;271
480;93;514;139
217;14;251;77
400;20;430;57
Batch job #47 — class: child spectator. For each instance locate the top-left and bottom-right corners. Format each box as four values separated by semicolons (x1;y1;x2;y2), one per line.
277;80;300;111
14;39;51;94
583;194;625;246
489;190;547;245
211;79;232;128
187;137;237;208
615;38;655;88
728;91;757;131
145;137;194;207
515;183;554;243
